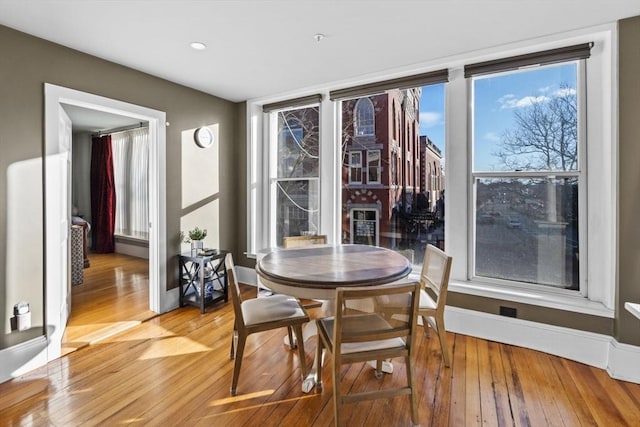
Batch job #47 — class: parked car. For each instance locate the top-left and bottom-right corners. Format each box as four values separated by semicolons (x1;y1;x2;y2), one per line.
507;217;523;229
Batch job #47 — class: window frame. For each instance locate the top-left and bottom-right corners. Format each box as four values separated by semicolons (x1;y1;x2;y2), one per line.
267;102;322;248
468;61;587;295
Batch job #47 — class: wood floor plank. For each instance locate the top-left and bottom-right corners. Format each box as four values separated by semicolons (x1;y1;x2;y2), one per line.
477;337;500;426
500;344;531;427
465;336;483;426
1;253;639;426
448;333;467;427
486;340;513;427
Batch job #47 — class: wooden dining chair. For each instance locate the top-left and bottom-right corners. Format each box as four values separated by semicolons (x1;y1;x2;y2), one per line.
315;281;421;426
376;244;453;367
225;253;310;396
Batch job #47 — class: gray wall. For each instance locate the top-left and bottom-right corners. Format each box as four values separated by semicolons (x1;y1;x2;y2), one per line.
0;24;239;348
617;15;640;346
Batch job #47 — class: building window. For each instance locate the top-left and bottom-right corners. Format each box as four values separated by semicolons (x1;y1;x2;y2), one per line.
470;60;583;291
351;209;378;246
348;151;362;184
272;105;320;246
354;97;375;136
367;150;381;184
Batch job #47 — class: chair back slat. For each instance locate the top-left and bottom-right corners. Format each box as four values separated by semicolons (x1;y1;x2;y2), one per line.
421;245;452;310
283;234;328;248
333;281;420;356
225;253;245;325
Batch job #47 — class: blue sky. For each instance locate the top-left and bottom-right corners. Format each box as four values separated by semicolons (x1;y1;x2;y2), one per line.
418;63;577;171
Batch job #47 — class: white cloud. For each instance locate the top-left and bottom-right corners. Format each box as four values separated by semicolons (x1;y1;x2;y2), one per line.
553;87;576;97
484;132;500;142
419;111;442;128
499;93;549;109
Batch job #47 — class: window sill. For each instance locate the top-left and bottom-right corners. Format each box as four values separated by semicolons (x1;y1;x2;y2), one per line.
449;279;615;318
625;302;640;321
405;270;614;318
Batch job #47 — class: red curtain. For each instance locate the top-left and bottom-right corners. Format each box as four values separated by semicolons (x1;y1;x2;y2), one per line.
90;135;116;253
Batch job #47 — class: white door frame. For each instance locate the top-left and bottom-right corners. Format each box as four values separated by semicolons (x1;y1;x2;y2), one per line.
44;83;167;362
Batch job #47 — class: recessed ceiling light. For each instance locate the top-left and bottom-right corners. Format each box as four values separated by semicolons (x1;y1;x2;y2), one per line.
190;42;207;50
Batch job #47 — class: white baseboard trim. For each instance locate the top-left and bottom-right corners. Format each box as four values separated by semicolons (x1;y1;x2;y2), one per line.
0;336;48;384
607;339;640;383
446;306;640;384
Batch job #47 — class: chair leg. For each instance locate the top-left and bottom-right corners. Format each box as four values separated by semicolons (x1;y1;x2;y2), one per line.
230;333;247;396
374;360;383;379
436;317;450;368
315;334;324;389
292;324;307;380
332;357;341;427
406;355;419;426
229;329;238;360
421;315;430;337
287;326;297;349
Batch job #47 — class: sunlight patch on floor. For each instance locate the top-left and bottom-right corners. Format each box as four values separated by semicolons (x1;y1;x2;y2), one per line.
205;394;317;415
138;336;211;360
63;321;142;345
209;389;274;406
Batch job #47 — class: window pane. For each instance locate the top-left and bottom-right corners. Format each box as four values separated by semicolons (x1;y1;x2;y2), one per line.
354;98;375;136
475;177;579;289
349;151;362;183
368;150;380;183
340;84;446;268
277;107;319;178
276;179;319;246
473;63;578;172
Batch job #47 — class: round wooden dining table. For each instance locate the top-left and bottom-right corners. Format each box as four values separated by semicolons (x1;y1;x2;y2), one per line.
255;244;412;301
255;244;413;393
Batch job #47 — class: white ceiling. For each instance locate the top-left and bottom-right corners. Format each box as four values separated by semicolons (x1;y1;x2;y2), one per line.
1;1;639;103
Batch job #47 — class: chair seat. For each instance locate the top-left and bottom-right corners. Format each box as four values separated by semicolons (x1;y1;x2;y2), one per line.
241;294;308;326
319;314;406;354
376;289;436;311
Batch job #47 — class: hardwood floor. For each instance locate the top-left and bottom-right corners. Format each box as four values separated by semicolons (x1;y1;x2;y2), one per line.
1;272;639;426
62;252;156;355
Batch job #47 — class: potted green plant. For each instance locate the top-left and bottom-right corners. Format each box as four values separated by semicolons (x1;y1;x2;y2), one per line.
181;226;207;255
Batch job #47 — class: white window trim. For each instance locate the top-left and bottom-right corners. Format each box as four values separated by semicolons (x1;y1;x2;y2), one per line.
446;28;615;316
247;24;616;317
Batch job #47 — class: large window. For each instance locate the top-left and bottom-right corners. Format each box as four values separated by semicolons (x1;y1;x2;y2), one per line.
271;104;320;246
471;60;583;291
250;32;613;313
338;85;446;265
112;127;149;240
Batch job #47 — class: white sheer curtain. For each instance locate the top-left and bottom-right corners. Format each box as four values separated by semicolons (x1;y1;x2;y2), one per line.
111;127;149;239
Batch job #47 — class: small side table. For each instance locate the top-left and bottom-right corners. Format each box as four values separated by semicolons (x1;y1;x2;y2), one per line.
179;250;228;313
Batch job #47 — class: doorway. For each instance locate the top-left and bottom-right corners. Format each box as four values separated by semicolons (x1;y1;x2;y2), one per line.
44;84;168;362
